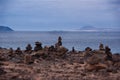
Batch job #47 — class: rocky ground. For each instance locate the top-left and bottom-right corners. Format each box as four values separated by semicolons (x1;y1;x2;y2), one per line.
0;59;119;80
0;48;120;80
0;37;120;80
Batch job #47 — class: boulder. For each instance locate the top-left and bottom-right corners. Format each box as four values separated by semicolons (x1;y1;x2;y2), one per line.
84;52;108;71
48;45;55;51
24;54;32;64
56;46;68;56
85;63;108;71
86;55;100;65
85;47;92;52
85;54;106;65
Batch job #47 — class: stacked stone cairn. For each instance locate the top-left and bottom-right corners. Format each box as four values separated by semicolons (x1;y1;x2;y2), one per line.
99;43;104;51
34;41;42;51
25;44;32;54
55;36;62;48
15;47;22;55
1;37;118;73
72;47;75;52
105;46;112;61
84;47;92;57
54;36;68;57
84;43;116;72
9;48;14;56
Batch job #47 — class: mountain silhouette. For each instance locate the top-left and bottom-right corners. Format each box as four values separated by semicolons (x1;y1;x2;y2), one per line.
0;26;14;32
80;26;98;30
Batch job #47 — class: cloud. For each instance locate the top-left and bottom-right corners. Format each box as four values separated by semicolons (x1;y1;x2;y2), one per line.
107;0;120;21
0;0;120;30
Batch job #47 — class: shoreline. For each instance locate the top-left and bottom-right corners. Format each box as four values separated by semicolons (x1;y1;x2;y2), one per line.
0;31;120;53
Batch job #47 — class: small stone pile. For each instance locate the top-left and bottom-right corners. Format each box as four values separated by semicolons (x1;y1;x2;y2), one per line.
105;46;112;61
99;43;104;51
25;44;32;53
55;36;62;48
83;44;116;72
15;47;22;55
34;41;42;51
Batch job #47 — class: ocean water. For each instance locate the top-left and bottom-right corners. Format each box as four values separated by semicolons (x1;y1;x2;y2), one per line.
0;31;120;53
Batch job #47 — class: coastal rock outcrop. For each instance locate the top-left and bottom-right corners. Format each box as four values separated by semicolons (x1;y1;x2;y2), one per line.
0;37;120;80
24;54;32;64
56;46;68;56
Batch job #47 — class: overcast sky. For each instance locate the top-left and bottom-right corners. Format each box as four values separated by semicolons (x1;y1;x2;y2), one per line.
0;0;120;31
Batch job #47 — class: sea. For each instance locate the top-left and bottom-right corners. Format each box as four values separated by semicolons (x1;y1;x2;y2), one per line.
0;31;120;53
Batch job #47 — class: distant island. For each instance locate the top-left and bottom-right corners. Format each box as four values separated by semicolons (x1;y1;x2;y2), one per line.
0;26;14;32
78;26;120;32
79;26;102;31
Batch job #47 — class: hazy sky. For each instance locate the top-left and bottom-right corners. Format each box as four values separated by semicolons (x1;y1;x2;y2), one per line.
0;0;120;31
